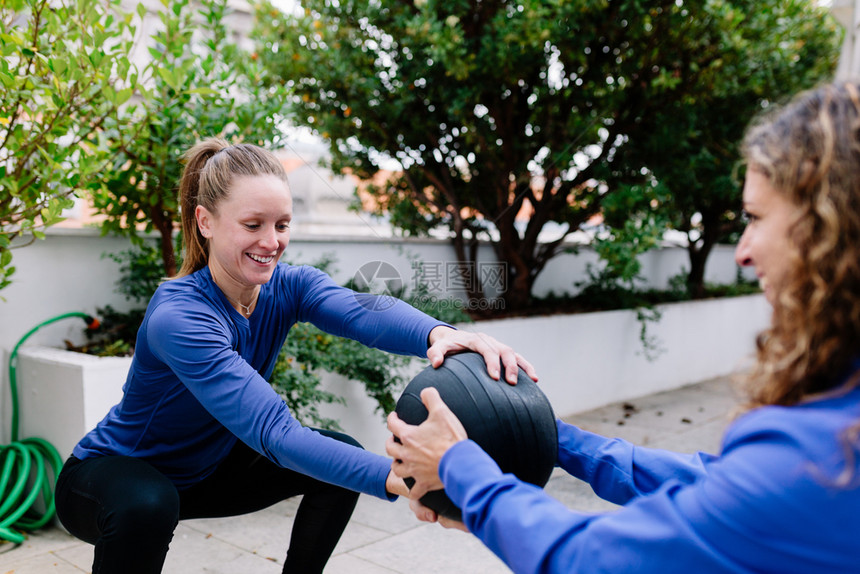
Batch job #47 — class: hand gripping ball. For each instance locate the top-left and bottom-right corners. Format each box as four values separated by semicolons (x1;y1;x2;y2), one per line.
394;352;558;521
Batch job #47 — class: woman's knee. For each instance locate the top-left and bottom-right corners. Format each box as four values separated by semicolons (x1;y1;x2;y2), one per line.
56;456;179;543
105;484;180;538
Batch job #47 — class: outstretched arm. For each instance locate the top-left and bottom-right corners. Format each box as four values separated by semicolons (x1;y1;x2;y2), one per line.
292;268;537;383
557;421;716;505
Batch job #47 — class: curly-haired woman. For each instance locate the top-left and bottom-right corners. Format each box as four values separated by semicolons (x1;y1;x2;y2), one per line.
387;81;860;573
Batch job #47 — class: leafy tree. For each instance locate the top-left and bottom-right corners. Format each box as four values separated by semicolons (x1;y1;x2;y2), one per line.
253;0;829;313
90;0;288;276
0;0;140;291
590;181;671;293
627;0;840;298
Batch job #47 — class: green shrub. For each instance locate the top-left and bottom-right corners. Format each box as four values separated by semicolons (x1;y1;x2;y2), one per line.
270;323;412;429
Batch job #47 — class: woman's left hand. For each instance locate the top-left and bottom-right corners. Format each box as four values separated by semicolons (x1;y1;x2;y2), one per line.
385;470;411;498
426;326;538;385
386;386;467;498
407;499;469;532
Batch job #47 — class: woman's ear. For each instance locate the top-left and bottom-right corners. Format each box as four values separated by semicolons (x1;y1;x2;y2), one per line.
195;205;212;239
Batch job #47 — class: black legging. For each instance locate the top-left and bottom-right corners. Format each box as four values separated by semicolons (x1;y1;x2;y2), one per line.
55;429;362;574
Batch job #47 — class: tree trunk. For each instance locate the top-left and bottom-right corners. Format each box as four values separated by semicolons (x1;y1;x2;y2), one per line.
686;213;719;299
504;269;534;312
150;209;177;278
687;244;708;299
687;227;717;299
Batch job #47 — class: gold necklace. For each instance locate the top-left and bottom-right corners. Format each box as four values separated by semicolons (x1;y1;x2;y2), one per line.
210;268;259;316
225;290;259;316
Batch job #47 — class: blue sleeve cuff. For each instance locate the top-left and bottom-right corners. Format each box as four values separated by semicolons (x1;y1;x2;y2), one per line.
439;439;504;506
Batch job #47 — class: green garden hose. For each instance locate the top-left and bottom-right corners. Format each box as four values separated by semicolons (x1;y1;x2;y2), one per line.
1;312;99;544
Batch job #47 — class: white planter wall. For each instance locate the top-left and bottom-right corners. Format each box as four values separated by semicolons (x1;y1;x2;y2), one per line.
13;347;130;459
1;227;759;451
463;294;769;416
0;228;750;353
315;294;771;454
7;296;770;458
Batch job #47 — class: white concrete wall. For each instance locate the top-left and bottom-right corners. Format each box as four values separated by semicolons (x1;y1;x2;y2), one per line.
11;295;770;458
832;0;860;80
1;227;752;445
317;294;770;454
0;227;748;351
1;230;140;353
14;347;130;459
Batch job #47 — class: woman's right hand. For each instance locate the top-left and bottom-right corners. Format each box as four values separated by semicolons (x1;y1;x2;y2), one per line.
408;499;469;532
385;387;468;499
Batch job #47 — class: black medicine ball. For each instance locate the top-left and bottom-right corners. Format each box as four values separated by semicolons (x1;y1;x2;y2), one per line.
394;351;558;521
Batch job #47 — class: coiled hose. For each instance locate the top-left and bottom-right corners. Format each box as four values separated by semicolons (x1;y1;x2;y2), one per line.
1;312;99;544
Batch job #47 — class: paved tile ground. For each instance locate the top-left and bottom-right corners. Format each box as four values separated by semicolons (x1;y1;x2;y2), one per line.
0;376;739;573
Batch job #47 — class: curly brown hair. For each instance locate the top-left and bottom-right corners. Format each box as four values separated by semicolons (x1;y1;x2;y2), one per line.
741;81;860;410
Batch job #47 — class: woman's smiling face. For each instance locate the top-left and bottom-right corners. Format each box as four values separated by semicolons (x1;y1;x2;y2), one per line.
734;169;803;305
196;174;292;292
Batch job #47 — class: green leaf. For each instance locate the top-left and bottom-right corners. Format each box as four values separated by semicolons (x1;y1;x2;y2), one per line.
0;33;23;46
116;87;134;104
185;87;219;96
157;66;179;90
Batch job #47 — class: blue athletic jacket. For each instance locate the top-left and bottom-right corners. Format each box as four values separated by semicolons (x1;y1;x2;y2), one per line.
441;384;860;573
74;264;444;498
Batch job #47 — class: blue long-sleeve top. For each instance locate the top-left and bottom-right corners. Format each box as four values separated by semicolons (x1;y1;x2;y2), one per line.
440;384;860;573
74;263;446;498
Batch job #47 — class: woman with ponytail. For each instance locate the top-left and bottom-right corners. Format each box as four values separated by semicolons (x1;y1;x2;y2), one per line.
387;81;860;573
54;138;535;574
